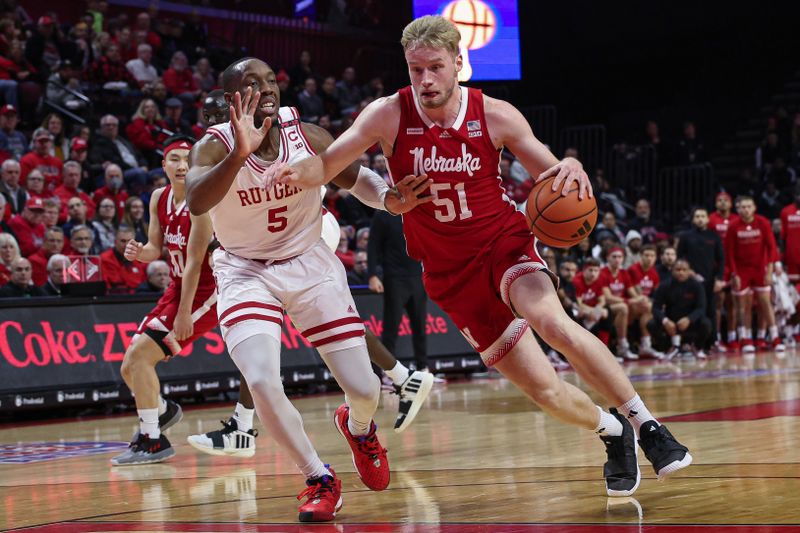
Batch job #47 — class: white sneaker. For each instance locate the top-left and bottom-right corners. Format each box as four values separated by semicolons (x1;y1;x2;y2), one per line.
664;347;680;360
187;418;258;458
692;347;707;359
639;347;665;359
712;341;727;353
619;346;639;360
394;370;434;433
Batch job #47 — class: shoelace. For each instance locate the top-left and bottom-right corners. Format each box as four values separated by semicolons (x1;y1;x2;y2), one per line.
218;419;237;435
355;429;387;459
296;477;334;501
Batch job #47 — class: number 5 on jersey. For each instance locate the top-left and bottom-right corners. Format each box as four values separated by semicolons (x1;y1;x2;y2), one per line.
431;182;473;223
268;206;288;233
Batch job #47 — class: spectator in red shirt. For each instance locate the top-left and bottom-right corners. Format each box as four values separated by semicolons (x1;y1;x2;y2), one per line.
89;43;136;91
28;226;64;285
66;224;98;257
726;195;781;353
93;164;128;221
20;128;63;190
54;161;96;223
8;196;46;257
162;51;200;102
100;225;146;294
125;98;169;166
134;12;162;52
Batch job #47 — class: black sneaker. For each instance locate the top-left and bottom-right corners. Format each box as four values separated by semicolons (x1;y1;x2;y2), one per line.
638;421;693;479
111;433;175;466
599;408;640;496
187;418;258;458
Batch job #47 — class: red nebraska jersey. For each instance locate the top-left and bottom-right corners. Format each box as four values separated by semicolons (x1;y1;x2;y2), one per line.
628;262;660;296
708;211;738;243
573;271;606;307
725;215;777;274
780;203;800;265
600;266;632;298
386;86;522;274
157;185;214;287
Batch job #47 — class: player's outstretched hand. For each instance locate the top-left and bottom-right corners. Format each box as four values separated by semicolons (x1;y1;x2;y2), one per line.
262;161;292;190
124;240;143;261
230;87;272;158
384;174;434;215
536;157;593;200
174;310;194;341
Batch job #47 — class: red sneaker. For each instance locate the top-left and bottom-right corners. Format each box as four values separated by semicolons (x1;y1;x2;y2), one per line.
755;338;768;351
727;339;740;352
297;467;343;522
333;403;390;491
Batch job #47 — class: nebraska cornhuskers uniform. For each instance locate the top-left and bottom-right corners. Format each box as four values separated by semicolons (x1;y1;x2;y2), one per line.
386;86;551;366
205;107;364;352
725;214;777;294
600;266;632;300
135;185;218;356
573;272;606;307
780;203;800;281
628;263;660;297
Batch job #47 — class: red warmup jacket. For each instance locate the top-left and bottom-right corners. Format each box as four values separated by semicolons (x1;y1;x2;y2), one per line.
100;248;146;294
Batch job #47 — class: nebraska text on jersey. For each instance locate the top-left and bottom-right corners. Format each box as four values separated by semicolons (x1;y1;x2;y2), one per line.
411;143;481;177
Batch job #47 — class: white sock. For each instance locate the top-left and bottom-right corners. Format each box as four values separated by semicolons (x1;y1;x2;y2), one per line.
384;361;410;385
303;461;332;480
618;394;659;437
618;338;630;349
595;406;623;437
728;330;737;342
671;335;681;347
641;336;652;349
769;325;779;340
738;326;752;340
348;412;371;436
158;396;167;416
233;402;255;432
757;329;766;340
138;408;160;438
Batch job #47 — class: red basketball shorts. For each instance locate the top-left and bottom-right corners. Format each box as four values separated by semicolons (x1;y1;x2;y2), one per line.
423;224;554;367
135;283;219;357
732;266;770;295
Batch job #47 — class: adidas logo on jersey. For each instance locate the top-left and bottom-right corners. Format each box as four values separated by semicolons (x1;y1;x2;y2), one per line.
347;305;355;313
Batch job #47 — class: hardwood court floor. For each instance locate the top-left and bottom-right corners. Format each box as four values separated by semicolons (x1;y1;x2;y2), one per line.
2;351;800;532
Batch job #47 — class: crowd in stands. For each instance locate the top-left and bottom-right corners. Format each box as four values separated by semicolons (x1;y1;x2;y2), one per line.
1;3;800;368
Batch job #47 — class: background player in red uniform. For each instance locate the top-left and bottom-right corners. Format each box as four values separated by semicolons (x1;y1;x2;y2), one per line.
111;137;218;466
272;15;692;497
628;244;660;298
572;258;611;345
779;185;800;342
725;196;783;353
708;192;738;350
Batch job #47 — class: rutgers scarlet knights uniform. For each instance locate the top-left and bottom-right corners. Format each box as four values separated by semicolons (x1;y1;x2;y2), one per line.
205;107;364;352
725;214;777;294
780;203;800;280
135;185;218;356
386;86;549;366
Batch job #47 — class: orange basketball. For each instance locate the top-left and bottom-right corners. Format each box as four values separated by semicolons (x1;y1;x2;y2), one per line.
525;176;598;248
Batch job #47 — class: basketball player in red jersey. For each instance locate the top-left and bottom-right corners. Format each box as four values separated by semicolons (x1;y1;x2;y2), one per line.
779;186;800;342
111;137;218;466
271;15;692;496
708;192;739;351
726;196;784;353
185;58;431;522
628;244;660;298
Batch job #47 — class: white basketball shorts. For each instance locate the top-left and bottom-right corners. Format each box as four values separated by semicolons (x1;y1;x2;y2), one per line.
212;240;365;354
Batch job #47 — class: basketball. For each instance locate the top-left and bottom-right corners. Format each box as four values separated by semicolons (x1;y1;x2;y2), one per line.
525;176;598;248
442;0;497;50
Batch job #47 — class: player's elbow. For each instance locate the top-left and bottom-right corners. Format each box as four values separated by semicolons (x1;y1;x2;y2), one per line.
185;188;209;216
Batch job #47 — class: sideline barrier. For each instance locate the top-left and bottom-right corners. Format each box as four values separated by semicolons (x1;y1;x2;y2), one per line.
0;292;479;412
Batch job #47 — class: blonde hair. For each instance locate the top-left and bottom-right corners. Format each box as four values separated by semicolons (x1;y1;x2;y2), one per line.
401;15;461;57
132;98;162;122
0;233;21;266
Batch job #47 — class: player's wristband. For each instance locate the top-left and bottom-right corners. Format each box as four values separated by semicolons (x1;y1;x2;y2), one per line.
349;166;389;211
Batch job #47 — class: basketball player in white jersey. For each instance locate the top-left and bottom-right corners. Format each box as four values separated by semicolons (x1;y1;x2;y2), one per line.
185;89;435;462
269;15;693;498
185;58;431;522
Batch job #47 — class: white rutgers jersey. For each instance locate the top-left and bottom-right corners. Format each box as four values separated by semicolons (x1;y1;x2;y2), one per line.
206;107;322;260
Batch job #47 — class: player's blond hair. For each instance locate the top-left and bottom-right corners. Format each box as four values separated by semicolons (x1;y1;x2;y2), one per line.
401;15;461;57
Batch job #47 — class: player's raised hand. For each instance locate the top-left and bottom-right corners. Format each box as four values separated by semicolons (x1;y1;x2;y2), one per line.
384;174;434;215
124;240;143;261
230;87;272;158
536;157;594;200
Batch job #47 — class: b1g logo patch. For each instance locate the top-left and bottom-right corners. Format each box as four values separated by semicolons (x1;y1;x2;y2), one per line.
0;441;129;464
